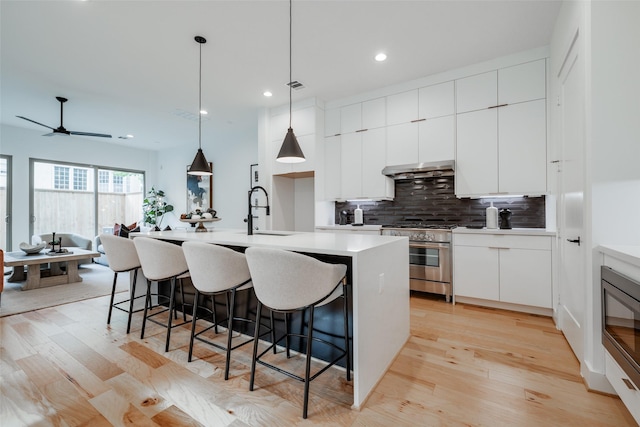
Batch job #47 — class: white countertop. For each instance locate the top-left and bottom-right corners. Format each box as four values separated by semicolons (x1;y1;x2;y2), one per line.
598;245;640;268
132;228;406;257
453;227;556;237
316;225;382;231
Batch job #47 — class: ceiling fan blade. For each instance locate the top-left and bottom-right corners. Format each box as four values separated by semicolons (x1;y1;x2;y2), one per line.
16;115;55;130
69;130;112;138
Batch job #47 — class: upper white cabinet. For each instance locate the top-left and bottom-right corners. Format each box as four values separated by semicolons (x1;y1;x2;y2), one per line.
386;122;419;166
340;98;386;134
455;59;547;197
419;81;455;118
323;135;341;200
419;115;455;163
386;90;418;126
324;108;341;137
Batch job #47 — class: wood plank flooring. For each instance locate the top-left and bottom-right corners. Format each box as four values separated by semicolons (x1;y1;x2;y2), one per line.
0;292;636;426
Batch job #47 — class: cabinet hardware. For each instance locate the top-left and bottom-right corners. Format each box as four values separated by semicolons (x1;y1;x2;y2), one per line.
488;104;509;109
550;160;560;164
333;133;341;137
622;378;637;391
488;247;509;250
566;237;581;246
355;129;368;133
410;118;426;123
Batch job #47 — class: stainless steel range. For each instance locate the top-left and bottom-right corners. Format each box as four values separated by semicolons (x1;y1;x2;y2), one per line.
381;225;454;302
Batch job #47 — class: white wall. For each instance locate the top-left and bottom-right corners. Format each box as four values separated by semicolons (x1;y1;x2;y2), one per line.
0;124;158;249
156;132;257;231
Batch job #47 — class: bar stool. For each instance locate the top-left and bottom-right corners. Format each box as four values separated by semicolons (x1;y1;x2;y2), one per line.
182;242;257;380
245;247;351;419
133;237;191;352
99;234;143;333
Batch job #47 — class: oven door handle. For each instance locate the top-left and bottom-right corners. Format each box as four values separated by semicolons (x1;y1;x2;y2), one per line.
410;242;451;250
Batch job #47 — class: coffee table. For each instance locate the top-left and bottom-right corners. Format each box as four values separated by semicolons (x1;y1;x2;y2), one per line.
3;248;100;290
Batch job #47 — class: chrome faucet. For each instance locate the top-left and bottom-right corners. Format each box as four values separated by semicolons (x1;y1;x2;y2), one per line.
245;186;270;235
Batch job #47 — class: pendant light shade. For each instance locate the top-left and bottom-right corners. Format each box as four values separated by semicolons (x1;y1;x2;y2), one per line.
276;0;305;164
188;35;212;176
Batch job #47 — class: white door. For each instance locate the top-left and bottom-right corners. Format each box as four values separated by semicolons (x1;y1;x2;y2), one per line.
557;32;585;361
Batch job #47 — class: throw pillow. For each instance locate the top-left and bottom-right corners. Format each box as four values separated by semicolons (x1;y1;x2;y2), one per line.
113;222;137;236
118;224;131;238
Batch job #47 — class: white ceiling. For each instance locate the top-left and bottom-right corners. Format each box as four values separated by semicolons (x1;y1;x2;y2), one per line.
0;0;561;151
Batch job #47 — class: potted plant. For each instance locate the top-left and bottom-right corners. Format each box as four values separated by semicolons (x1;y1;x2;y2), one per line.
142;187;174;228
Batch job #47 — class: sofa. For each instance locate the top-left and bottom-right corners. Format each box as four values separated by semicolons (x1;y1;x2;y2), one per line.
32;233;93;265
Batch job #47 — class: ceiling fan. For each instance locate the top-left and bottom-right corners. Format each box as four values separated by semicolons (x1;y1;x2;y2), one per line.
17;96;112;138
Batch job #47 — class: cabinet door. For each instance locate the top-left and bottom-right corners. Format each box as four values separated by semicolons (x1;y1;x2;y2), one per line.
387;90;419;125
324;136;341;200
419;115;455;163
325;108;341;137
362;128;393;199
454;245;500;300
498;100;546;194
499;59;546;105
499;248;552;308
386;122;419;166
341;132;362;199
419;81;454;119
362;98;386;130
456;71;497;113
341;103;362;134
455;109;498;196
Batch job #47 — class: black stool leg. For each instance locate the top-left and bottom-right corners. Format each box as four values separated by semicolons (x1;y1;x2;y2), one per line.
285;312;291;359
107;272;118;325
224;289;236;380
343;281;351;381
303;305;315;419
188;289;200;362
212;294;219;334
180;278;187;321
140;279;152;339
270;310;277;354
249;300;263;391
126;268;138;334
165;277;177;352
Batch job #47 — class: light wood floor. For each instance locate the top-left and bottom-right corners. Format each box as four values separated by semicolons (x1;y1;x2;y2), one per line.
0;292;636;426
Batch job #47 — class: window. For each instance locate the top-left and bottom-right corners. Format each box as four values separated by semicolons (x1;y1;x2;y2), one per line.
73;168;88;191
98;170;109;192
113;174;123;193
54;166;69;189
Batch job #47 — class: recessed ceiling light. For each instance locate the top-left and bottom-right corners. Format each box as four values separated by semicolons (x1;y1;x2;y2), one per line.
375;53;387;62
200;110;208;115
126;134;134;138
263;91;273;97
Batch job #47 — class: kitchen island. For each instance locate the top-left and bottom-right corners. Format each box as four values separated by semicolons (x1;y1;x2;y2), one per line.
132;229;409;408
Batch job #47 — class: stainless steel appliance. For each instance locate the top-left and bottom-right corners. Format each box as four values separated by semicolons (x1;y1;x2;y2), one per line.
381;225;454;302
602;266;640;388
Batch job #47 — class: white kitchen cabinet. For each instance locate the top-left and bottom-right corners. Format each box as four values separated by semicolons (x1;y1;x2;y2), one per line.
453;233;553;309
456;71;497;114
323;135;341;200
341;132;362;199
453;245;500;300
325;108;341;137
418;115;455;163
341;98;386;135
498;100;547;194
456;108;498;196
498;59;546;105
419;81;455;118
338;128;393;200
387;90;418;126
362;128;393;199
386;122;419;166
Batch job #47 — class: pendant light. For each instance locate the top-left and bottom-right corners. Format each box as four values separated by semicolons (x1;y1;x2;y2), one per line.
276;0;305;163
188;35;212;176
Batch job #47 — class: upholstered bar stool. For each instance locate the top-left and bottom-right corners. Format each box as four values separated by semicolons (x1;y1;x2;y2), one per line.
99;234;143;333
133;237;191;352
182;241;258;380
245;247;351;419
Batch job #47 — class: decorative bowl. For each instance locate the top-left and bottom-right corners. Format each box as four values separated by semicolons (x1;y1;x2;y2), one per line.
19;242;47;254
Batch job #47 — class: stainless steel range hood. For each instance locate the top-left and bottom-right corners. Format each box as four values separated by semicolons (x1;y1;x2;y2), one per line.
382;160;455;179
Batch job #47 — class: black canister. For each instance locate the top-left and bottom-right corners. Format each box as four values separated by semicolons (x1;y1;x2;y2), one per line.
499;208;512;229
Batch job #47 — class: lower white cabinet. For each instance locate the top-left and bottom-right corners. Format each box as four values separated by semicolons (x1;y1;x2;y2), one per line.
453;233;552;309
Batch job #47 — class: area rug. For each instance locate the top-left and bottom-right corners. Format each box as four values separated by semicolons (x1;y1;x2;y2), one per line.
0;263;129;317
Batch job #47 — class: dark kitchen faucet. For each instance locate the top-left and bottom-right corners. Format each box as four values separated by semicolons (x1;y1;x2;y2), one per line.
245;186;270;235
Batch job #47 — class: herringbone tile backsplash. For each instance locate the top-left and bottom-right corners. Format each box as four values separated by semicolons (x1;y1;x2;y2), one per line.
335;176;546;228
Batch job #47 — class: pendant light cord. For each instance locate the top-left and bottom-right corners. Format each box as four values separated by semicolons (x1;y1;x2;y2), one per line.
198;40;203;150
289;0;292;129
